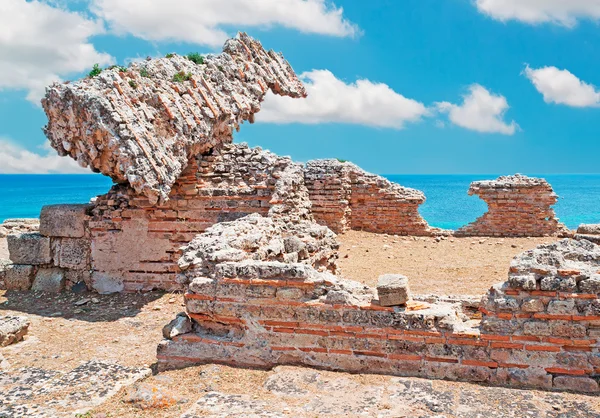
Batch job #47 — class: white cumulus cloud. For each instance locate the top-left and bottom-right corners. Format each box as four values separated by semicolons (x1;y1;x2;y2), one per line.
475;0;600;26
0;139;89;174
524;65;600;107
258;70;429;129
0;0;113;103
436;84;518;135
91;0;358;47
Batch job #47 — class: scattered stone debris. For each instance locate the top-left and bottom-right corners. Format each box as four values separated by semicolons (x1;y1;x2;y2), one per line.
0;316;30;347
0;219;39;238
376;274;410;306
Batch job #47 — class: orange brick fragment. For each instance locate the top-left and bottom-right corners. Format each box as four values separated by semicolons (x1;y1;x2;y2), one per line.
462;359;498;368
525;345;561;352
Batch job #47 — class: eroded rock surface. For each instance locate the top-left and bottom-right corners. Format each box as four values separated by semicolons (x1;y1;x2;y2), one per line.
42;33;306;203
0;316;30;347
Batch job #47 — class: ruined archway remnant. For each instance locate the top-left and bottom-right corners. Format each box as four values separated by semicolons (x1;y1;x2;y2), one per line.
42;33;306;204
455;174;569;237
304;159;444;236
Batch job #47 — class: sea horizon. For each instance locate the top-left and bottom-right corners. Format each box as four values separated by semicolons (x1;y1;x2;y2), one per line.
2;173;599;230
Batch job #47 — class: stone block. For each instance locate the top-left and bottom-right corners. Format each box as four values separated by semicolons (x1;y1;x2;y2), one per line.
163;313;192;339
4;265;35;290
91;271;124;294
32;267;65;293
579;276;600;293
577;224;600;235
54;238;90;269
553;376;599;393
377;274;410;307
0;316;30;347
7;233;51;265
40;204;89;238
0;259;11;289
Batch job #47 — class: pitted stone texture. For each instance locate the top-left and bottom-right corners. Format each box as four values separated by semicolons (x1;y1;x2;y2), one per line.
42;33;306;203
304;159;445;236
53;237;90;269
4;265;35;290
377;274;410;306
507;238;600;293
7;233;51;265
0;316;30;347
0;258;11;289
456;174;569;237
40;204;89;238
32;267;65;293
163;313;193;339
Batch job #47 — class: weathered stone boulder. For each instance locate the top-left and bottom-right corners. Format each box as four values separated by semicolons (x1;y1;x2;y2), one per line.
7;233;51;265
162;313;193;339
42;33;306;203
0;316;30;347
32;267;65;293
577;224;600;235
40;204;89;238
377;274;410;306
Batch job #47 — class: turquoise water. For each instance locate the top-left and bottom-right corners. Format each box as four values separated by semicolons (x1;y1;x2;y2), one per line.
1;174;599;230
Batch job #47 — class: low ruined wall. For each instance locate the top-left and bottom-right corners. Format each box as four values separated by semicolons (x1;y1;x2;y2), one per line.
456;174;569;237
157;220;600;393
305;160;440;236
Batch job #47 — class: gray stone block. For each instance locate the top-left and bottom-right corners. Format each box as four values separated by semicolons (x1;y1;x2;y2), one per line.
40;204;89;238
4;265;35;290
377;274;410;307
576;224;600;235
91;271;124;294
7;233;51;265
32;267;65;293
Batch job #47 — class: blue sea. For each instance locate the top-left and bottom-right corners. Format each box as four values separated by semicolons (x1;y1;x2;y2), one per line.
1;174;599;230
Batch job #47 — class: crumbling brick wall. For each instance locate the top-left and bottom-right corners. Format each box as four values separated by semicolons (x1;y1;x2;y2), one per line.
456;174;569;237
158;223;600;393
305;160;440;236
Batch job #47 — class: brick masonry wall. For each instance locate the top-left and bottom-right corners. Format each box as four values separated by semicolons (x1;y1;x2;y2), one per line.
305;160;441;236
456;174;569;237
158;226;600;393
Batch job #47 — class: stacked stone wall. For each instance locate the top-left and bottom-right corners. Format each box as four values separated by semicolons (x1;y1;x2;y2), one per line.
158;222;600;393
456;174;569;237
305;160;440;236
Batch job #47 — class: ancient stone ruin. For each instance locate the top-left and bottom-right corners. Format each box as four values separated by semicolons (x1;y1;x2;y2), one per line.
456;174;569;237
1;33;598;394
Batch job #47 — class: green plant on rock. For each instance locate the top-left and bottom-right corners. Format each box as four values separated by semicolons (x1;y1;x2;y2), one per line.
165;53;175;58
172;71;192;82
88;63;102;78
140;68;150;78
187;52;205;65
129;80;138;89
336;158;348;163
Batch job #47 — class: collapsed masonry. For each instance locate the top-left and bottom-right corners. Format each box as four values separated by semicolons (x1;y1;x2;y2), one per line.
159;220;600;393
456;174;569;237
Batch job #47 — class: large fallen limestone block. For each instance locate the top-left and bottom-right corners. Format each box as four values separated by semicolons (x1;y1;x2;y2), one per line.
7;233;51;265
43;33;306;203
377;274;410;306
40;204;89;238
0;316;30;347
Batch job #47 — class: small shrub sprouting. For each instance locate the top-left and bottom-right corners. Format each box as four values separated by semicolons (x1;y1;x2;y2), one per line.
165;53;175;58
140;68;150;78
336;158;348;163
218;65;224;72
107;65;128;72
173;71;192;82
129;80;138;89
187;52;205;65
88;64;102;78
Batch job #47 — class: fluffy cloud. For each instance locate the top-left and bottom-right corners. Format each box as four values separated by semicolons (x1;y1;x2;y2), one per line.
0;0;112;102
258;70;429;128
436;84;518;135
475;0;600;26
91;0;358;47
0;139;89;174
524;65;600;107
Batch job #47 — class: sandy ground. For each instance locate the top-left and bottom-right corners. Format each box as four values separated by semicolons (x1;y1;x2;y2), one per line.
337;231;555;295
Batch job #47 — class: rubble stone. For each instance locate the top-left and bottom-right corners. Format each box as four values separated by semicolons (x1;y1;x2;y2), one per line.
7;233;51;265
40;204;89;238
377;274;410;306
577;224;600;235
0;315;30;347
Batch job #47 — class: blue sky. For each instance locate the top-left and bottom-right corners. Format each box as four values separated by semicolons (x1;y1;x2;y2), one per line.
1;0;600;174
